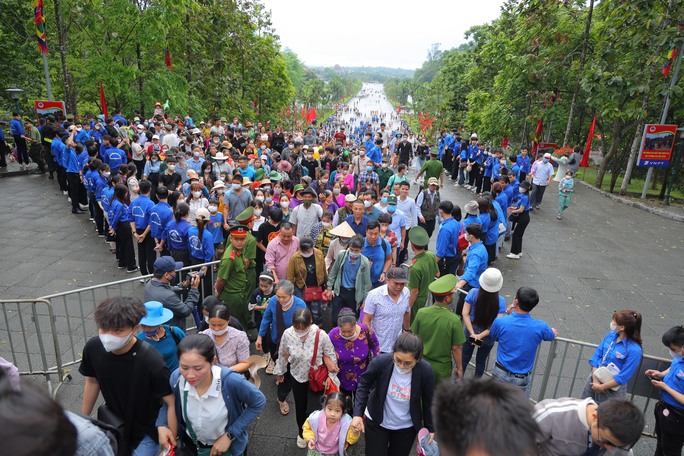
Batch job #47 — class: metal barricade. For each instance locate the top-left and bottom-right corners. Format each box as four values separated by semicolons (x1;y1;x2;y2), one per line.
0;261;218;397
0;299;69;397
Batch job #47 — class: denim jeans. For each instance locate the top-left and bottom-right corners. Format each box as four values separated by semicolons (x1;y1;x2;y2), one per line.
461;325;495;378
492;364;532;398
132;435;159;456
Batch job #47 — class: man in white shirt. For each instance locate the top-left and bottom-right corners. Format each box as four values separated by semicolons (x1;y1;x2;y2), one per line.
289;187;323;238
363;267;411;353
529;152;555;210
395;181;418;264
161;124;179;148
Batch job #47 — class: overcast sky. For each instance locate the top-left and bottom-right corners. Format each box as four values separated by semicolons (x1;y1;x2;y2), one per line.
260;0;506;69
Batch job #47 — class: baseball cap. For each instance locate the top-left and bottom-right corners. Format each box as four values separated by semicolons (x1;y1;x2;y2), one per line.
153;256;183;273
386;266;408;283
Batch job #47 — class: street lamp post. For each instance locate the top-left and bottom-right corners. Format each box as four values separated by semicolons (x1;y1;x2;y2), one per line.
5;86;24;113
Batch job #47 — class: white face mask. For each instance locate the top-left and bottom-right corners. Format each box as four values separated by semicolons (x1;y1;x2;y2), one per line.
669;348;684;359
192;191;201;198
395;365;412;375
280;201;289;208
340;330;358;341
168;165;176;171
295;328;310;337
208;206;218;213
99;330;133;352
193;152;200;158
363;201;372;208
609;322;619;332
232;183;241;190
322;222;331;228
301;251;313;258
254;209;263;217
212;327;229;336
204;315;210;324
255;196;264;202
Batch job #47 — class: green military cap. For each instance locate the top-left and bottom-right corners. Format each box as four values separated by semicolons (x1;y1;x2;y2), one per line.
255;168;265;181
236;206;255;225
387;195;398;205
428;274;457;297
268;170;282;181
293;184;304;194
228;225;249;238
409;226;429;247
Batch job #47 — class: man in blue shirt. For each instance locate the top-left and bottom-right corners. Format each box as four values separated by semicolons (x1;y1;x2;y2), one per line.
454;224;489;317
516;147;531;182
366;138;383;168
51;133;69;193
64;137;85;214
344;199;370;236
490;286;557;397
149;186;174;257
102;138;127;174
361;220;392;288
435;201;461;277
466;134;482;189
129;180;157;279
10;112;30;169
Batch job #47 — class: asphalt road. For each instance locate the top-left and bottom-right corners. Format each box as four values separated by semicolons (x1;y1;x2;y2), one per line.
1;83;682;455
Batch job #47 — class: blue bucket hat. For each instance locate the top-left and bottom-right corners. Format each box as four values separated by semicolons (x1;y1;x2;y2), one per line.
140;301;173;326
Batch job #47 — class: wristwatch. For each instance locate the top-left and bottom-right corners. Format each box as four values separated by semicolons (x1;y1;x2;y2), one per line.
226;432;235;441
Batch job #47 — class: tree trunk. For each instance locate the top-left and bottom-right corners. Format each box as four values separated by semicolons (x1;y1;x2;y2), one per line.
659;165;671;198
563;0;594;147
595;119;622;188
620;114;646;195
137;43;145;116
53;0;76;115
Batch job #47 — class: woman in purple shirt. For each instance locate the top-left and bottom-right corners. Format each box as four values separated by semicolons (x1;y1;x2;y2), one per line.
329;308;379;400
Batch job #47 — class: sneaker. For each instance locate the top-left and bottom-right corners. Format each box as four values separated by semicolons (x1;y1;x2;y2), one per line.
534;205;540;210
63;191;68;196
139;278;148;283
118;265;125;269
506;253;520;259
296;436;307;449
89;217;95;221
266;359;275;375
98;234;105;238
557;214;562;220
126;267;139;273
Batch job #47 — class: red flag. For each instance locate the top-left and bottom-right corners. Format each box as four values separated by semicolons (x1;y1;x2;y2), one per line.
99;81;108;122
580;114;596;167
397;106;401;113
502;135;509;150
662;48;678;77
306;108;317;123
531;118;543;155
164;35;172;71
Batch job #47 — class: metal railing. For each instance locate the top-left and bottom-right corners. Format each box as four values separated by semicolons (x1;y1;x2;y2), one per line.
0;261;218;397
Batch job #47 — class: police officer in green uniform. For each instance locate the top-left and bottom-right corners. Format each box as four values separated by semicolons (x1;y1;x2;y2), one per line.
411;274;466;383
215;225;250;328
236;206;258;326
407;226;439;322
416;149;444;193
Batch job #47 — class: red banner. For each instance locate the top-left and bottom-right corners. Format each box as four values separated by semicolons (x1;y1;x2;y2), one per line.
580;114;596;167
531;118;543;155
34;100;65;120
99;81;109;122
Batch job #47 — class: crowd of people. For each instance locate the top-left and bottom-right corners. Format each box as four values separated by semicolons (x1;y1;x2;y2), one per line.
1;87;682;456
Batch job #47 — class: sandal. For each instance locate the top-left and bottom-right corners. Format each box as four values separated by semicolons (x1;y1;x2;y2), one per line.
279;400;290;415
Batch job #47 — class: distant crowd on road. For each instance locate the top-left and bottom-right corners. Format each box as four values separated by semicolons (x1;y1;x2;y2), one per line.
1;87;682;456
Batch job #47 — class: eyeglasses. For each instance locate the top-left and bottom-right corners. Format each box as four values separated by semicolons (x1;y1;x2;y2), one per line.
595;418;634;451
393;357;416;369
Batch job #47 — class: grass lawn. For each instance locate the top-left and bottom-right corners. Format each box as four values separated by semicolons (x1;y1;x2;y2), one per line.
574;167;684;204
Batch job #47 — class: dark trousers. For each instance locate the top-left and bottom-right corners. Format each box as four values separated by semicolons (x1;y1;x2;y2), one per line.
468;163;480;186
398;227;413;265
655;400;684;456
418;218;436;239
365;418;417;456
136;228;156;275
56;165;68;192
0;140;8;167
482;176;492;193
442;153;452;175
66;172;83;212
13;135;28;164
43;145;55;174
95;203;106;235
88;191;97;219
28;143;45;171
510;211;530;255
331;287;356;326
438;255;458;278
485;243;496;265
190;256;213;304
530;183;547;207
116;223;137;270
450;158;462;180
132;158;145;180
519;171;528;182
278;366;321;437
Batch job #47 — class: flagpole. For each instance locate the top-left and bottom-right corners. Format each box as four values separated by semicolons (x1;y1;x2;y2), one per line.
42;53;53;100
641;38;684;199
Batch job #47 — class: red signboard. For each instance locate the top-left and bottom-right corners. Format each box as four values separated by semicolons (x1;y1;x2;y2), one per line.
34;100;66;121
638;124;677;167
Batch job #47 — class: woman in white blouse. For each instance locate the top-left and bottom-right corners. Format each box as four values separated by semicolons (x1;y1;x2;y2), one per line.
157;334;266;456
274;307;340;449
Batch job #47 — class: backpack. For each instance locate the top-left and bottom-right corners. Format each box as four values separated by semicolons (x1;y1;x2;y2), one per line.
76;413;120;454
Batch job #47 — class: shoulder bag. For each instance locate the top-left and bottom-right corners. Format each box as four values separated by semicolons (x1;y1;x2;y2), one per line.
457;222;469;253
308;329;329;392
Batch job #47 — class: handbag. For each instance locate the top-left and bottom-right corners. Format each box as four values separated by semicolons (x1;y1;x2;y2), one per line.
97;342;149;456
457;223;468;252
304;285;325;302
308;329;329;392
